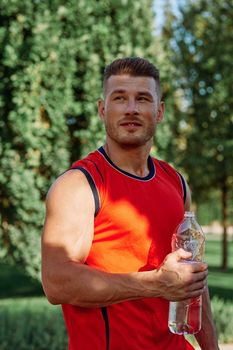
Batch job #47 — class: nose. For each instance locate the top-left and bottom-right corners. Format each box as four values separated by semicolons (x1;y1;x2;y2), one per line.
125;98;139;115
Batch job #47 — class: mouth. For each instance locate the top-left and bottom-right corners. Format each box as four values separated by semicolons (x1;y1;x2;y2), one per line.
119;122;142;132
120;121;142;127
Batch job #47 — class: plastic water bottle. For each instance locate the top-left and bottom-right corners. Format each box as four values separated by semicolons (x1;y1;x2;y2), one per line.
168;211;205;335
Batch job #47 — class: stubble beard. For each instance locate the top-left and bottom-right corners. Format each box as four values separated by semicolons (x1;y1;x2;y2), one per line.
105;123;156;149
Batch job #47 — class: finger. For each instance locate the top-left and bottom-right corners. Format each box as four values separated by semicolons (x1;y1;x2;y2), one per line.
175;287;206;301
174;248;192;261
185;261;208;272
185;288;206;299
192;270;208;282
170;283;207;301
192;262;208;272
189;280;206;292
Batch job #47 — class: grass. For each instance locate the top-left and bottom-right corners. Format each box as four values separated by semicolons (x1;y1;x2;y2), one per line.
0;297;67;350
205;237;233;301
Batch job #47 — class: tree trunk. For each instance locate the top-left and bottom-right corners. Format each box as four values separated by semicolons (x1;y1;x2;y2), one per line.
221;180;228;270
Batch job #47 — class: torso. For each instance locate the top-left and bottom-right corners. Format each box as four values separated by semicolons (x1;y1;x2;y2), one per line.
62;147;194;350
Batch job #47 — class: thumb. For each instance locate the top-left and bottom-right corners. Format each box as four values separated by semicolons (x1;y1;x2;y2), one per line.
174;248;192;261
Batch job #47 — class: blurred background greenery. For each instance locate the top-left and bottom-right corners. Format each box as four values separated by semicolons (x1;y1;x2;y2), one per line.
0;0;232;348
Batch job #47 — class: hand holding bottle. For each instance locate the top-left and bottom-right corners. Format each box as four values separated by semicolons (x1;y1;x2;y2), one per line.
157;248;208;301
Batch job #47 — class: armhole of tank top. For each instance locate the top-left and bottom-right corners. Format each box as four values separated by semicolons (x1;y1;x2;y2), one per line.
158;160;187;204
176;171;187;204
69;166;100;217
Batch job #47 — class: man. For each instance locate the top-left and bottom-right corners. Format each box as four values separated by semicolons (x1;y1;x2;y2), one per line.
41;57;219;350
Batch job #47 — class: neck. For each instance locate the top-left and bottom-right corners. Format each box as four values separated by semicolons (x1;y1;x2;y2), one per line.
103;140;152;177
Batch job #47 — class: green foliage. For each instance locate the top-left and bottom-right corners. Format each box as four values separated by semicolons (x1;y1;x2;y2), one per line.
70;0;156;158
0;298;67;350
0;296;232;348
205;239;233;301
211;296;233;343
0;263;43;298
151;1;181;160
161;0;233;200
160;0;233;269
0;0;155;279
196;190;233;225
0;0;75;279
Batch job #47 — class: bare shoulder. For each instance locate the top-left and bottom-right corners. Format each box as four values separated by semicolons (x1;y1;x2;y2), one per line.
45;169;96;219
42;169;95;263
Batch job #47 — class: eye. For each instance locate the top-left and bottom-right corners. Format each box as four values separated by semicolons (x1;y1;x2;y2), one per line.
114;95;125;101
138;96;149;102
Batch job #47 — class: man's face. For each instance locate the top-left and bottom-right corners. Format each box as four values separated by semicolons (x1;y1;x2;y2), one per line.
98;75;164;148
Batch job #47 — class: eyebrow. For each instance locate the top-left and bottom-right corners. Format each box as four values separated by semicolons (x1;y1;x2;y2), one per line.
137;91;154;98
110;89;127;95
110;89;154;98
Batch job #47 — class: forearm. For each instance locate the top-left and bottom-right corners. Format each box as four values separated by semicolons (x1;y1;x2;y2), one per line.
195;288;219;350
42;261;159;307
42;249;208;308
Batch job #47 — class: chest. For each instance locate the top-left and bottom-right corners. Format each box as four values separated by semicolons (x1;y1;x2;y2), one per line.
98;170;183;233
88;170;184;272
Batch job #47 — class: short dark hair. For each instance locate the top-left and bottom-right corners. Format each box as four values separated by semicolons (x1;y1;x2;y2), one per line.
103;57;161;98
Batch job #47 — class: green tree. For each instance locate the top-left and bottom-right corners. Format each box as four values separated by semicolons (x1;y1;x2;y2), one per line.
69;0;155;159
0;0;77;278
152;0;180;160
0;0;155;279
162;0;233;268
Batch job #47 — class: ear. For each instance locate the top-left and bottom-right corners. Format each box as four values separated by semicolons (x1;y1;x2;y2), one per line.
98;99;105;121
156;101;165;123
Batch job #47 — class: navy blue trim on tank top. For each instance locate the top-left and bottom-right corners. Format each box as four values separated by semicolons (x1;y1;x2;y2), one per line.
158;161;187;204
177;172;187;204
84;263;109;350
101;307;110;350
98;146;155;181
158;161;169;175
70;166;100;217
84;159;104;183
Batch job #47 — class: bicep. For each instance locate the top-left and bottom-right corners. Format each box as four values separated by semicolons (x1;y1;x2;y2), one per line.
42;170;95;269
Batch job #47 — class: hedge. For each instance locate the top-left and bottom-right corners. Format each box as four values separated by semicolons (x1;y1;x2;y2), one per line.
0;296;232;349
0;297;67;350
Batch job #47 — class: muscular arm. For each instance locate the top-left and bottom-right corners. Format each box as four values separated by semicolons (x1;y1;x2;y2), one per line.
41;170;208;308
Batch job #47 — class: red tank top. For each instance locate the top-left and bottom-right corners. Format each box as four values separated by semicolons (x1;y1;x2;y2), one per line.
62;147;194;350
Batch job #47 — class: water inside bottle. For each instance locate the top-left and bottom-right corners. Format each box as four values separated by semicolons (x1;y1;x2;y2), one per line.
173;228;205;261
168;296;202;335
